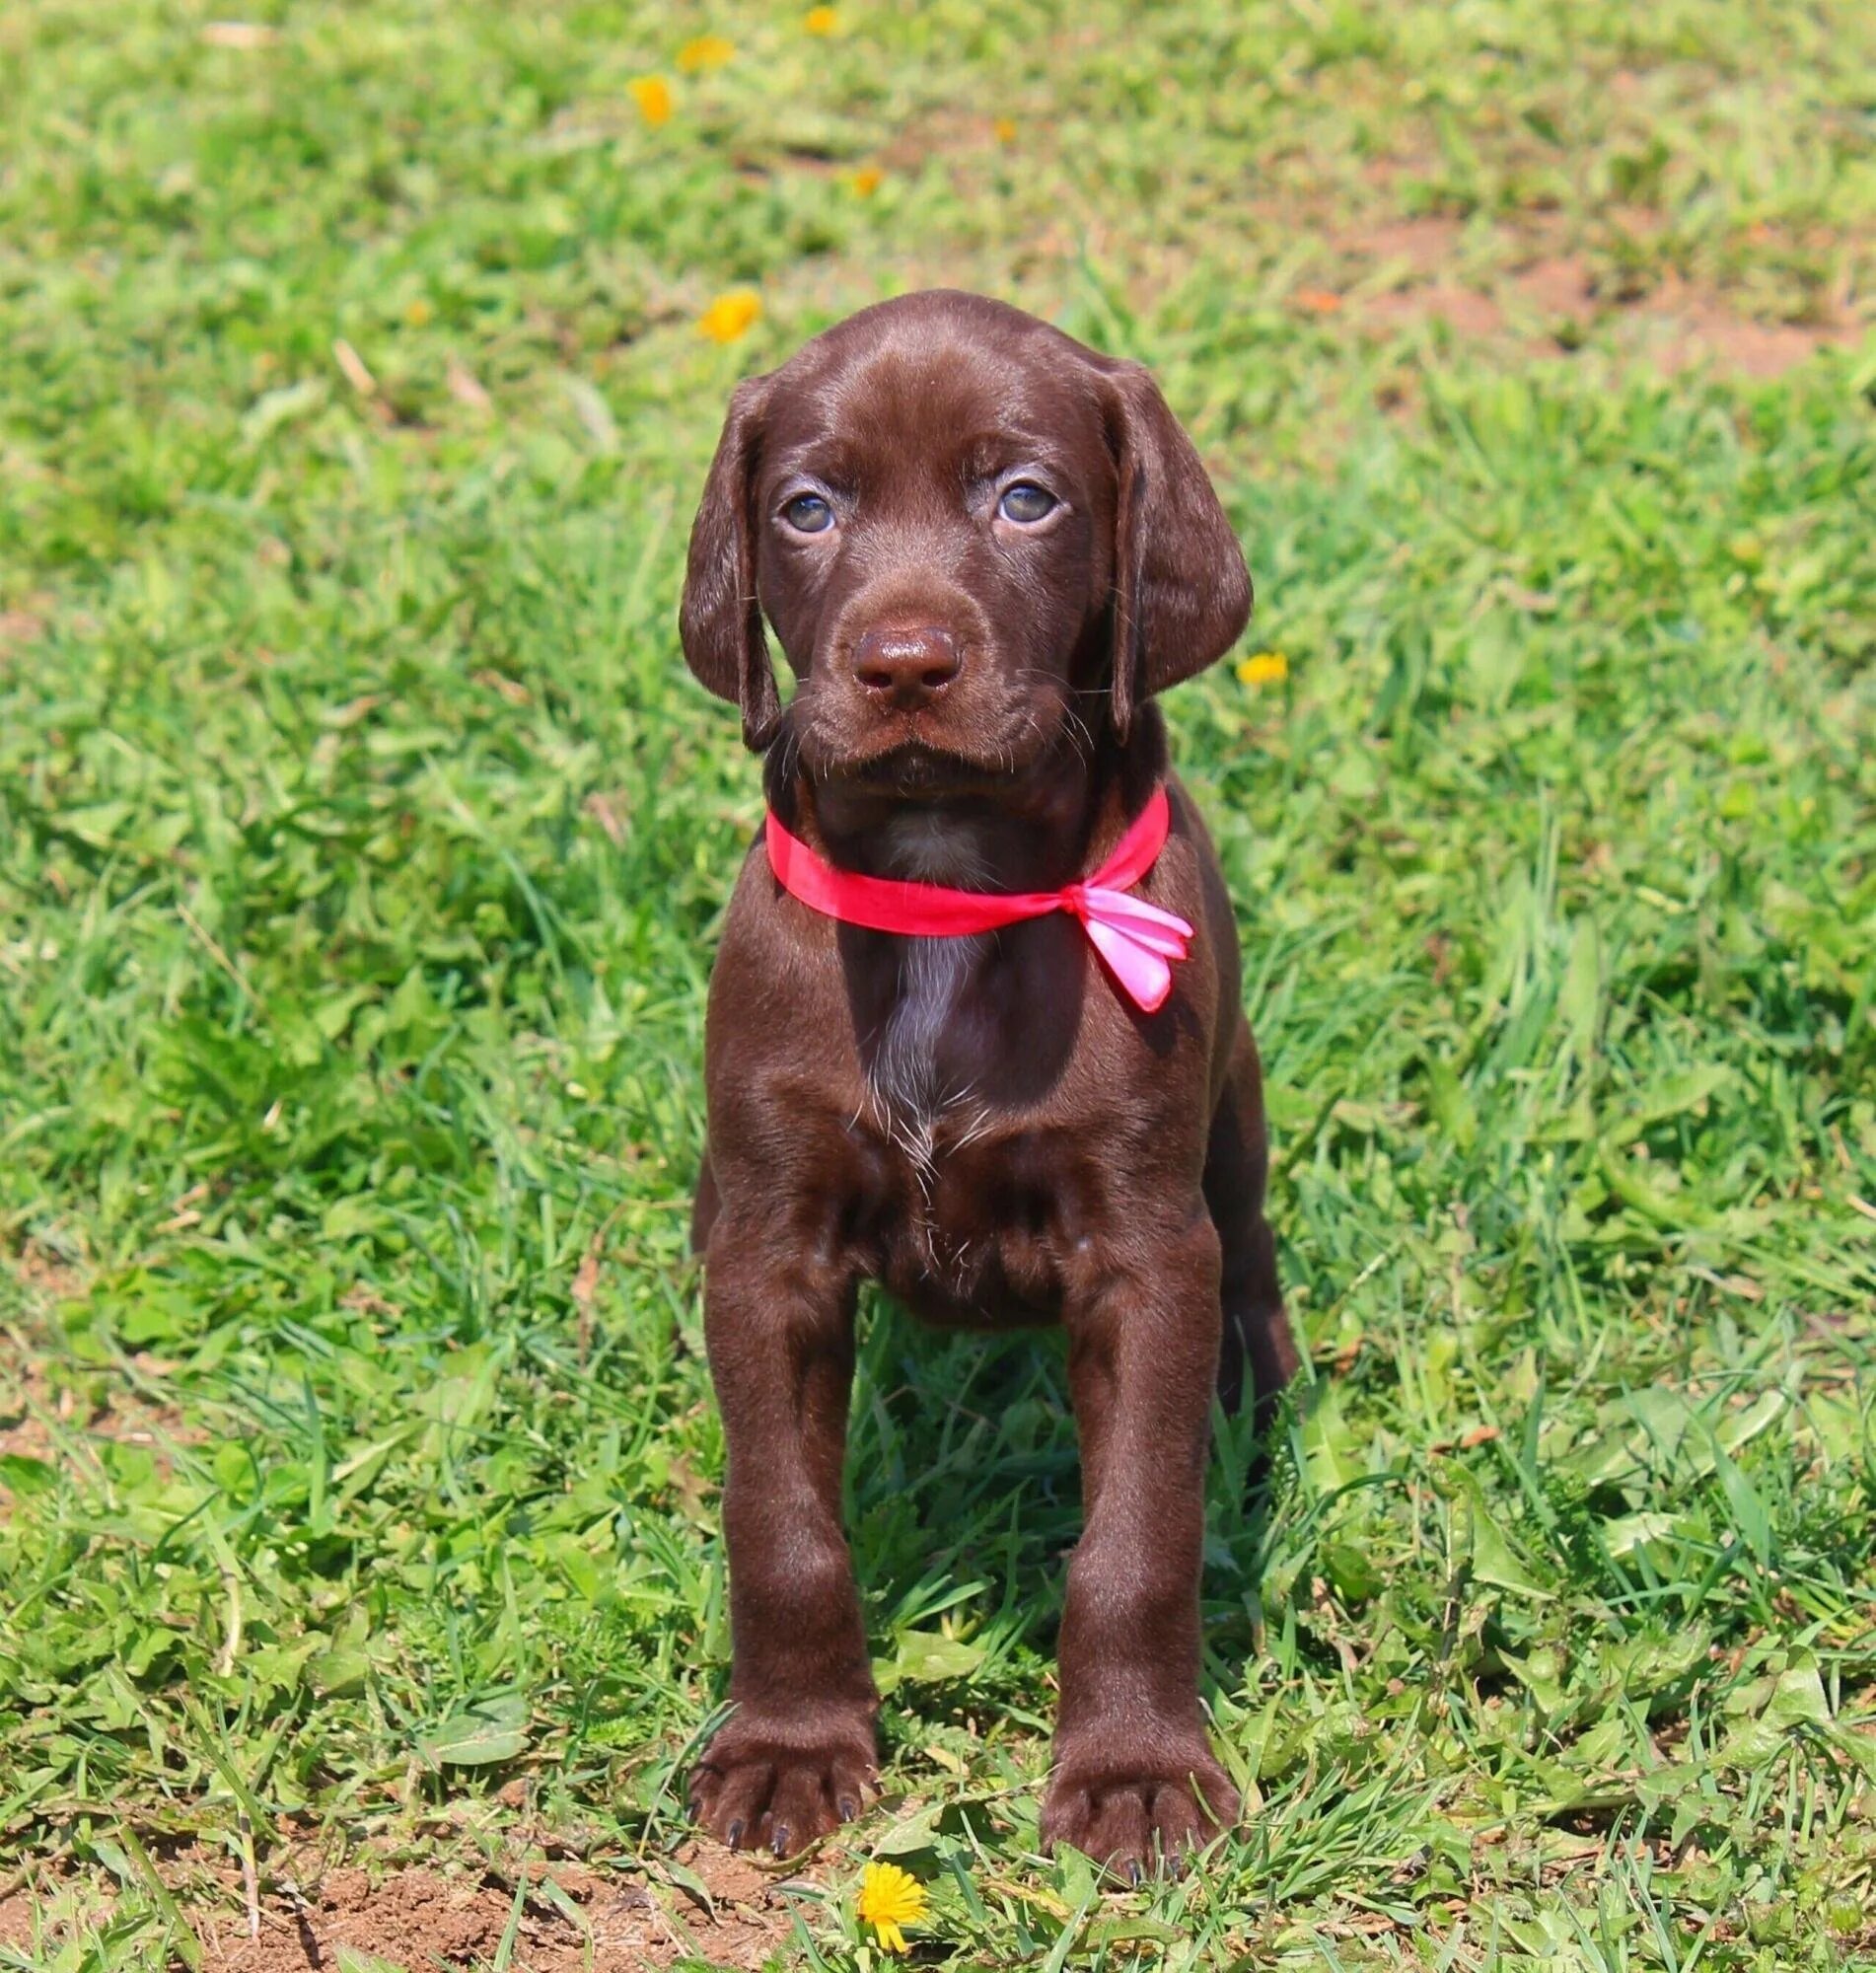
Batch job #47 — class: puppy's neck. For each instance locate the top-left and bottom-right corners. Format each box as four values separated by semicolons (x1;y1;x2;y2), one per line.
767;715;1169;1139
768;711;1167;892
875;809;993;885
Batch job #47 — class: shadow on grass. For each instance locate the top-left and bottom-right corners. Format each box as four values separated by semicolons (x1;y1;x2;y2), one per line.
833;1292;1297;1722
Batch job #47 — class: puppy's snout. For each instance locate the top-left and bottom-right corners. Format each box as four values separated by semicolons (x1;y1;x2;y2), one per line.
852;625;963;709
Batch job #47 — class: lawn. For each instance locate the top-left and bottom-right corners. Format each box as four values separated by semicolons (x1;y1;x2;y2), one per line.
2;2;1874;1967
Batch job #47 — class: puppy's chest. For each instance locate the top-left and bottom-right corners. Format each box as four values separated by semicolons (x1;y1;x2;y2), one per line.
859;966;1081;1317
864;1101;1066;1318
844;898;1104;1313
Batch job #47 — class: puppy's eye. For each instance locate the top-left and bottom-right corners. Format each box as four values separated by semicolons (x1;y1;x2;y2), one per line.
997;481;1056;525
782;493;834;534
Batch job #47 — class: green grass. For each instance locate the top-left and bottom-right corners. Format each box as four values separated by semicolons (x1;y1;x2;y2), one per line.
2;1;1874;1967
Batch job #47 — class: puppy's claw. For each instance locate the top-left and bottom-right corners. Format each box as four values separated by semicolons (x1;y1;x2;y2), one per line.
687;1718;879;1856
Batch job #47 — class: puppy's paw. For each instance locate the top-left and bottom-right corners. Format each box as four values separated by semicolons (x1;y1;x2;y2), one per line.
687;1712;879;1858
1040;1738;1239;1880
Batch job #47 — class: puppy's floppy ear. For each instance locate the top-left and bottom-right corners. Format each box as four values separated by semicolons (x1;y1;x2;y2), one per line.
681;374;781;751
1102;362;1252;738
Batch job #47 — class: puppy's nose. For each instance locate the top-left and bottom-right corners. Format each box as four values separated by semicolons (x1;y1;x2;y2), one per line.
852;625;963;708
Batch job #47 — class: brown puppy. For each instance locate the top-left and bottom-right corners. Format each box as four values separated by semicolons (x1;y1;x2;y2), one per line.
680;291;1298;1876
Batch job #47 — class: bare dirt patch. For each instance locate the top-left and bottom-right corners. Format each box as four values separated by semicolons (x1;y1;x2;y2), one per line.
0;1841;814;1972
1640;279;1861;378
0;608;45;662
1327;222;1864;378
1342;215;1467;274
769;104;1866;388
0;1357;201;1470
1362;283;1507;337
204;1866;590;1972
5;1236;88;1306
1513;256;1602;324
0;1271;205;1495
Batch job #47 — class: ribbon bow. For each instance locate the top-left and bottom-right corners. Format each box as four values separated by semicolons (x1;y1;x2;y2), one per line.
763;784;1193;1013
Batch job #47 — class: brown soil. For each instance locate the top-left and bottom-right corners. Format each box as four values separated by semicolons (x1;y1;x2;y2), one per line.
0;606;46;659
6;1236;88;1306
1363;283;1508;337
1327;225;1863;378
860;99;1870;382
0;1841;809;1971
1641;280;1861;378
0;1244;205;1495
0;1357;201;1471
1343;215;1467;274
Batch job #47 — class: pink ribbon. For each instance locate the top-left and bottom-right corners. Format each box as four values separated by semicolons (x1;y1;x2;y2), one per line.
764;785;1193;1013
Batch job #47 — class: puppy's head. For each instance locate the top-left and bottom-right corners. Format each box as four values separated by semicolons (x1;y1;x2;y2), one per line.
680;291;1250;790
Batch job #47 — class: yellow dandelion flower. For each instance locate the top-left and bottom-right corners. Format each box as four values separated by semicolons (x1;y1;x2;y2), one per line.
851;165;884;196
698;290;761;344
1237;650;1289;687
677;33;735;73
992;115;1018;145
403;297;433;328
856;1862;926;1955
803;4;840;33
628;75;673;126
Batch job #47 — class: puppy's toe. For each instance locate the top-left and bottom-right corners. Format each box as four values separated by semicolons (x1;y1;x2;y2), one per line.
1148;1781;1209;1860
1041;1743;1239;1879
690;1756;775;1850
1082;1788;1151;1877
762;1769;826;1858
829;1750;879;1827
687;1715;879;1855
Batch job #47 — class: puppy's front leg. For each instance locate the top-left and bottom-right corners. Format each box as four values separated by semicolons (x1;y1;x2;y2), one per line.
688;1225;879;1855
1043;1213;1241;1876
